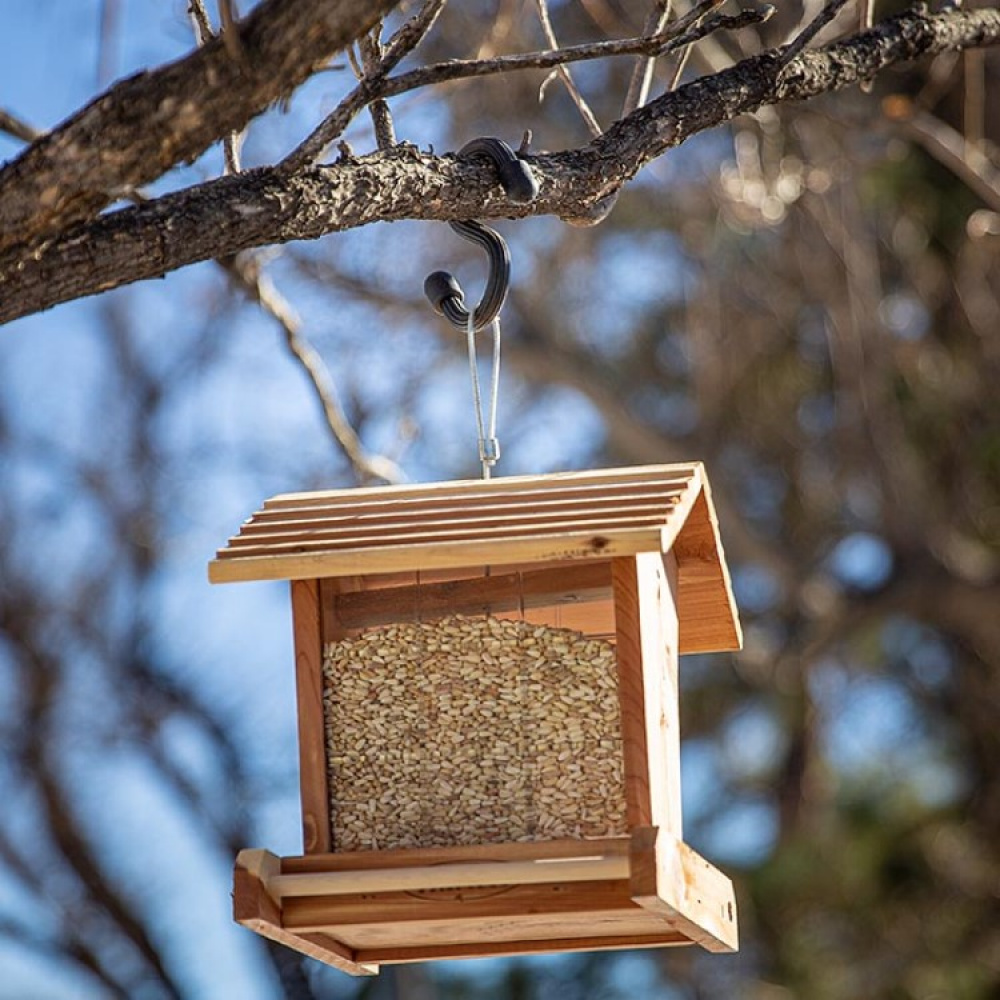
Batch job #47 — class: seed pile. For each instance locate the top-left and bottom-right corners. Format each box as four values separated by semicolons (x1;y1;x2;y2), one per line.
322;614;627;851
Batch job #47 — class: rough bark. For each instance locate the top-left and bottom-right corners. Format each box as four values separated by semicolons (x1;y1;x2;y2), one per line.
1;4;999;325
0;0;401;255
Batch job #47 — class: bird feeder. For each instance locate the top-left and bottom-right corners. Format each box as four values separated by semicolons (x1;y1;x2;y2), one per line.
209;463;742;976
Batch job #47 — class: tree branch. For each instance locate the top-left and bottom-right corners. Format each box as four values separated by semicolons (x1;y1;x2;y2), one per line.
218;253;405;483
622;0;677;116
187;0;243;173
2;4;999;324
535;0;604;138
280;0;764;170
0;107;43;143
0;0;402;254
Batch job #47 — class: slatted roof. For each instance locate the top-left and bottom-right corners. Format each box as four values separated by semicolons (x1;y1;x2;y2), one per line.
209;463;741;653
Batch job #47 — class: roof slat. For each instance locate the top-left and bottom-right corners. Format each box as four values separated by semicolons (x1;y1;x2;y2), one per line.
261;465;700;511
224;501;679;549
244;485;688;529
218;511;675;559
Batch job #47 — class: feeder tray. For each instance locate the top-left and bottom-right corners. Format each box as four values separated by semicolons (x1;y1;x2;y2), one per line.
210;463;742;975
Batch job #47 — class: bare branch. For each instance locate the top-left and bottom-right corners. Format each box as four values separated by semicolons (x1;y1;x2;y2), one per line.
284;0;447;168
218;0;244;64
535;0;603;137
670;1;769;89
860;0;875;33
622;0;675;116
360;27;399;150
187;0;214;42
883;95;1000;213
381;2;772;100
97;0;121;86
219;253;404;484
0;0;402;254
781;0;852;65
283;0;764;169
0;107;43;143
187;0;242;171
964;46;985;150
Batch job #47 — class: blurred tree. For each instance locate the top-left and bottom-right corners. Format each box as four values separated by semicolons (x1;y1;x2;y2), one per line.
1;1;999;999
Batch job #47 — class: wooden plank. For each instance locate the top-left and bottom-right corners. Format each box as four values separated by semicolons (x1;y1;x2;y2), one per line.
232;850;377;976
282;879;634;931
208;527;664;585
493;600;616;639
336;909;687;951
242;490;686;532
612;552;683;839
629;826;738;953
673;479;742;653
327;562;612;630
354;930;689;965
266;854;630;899
217;511;674;558
291;580;331;854
282;836;632;873
263;464;701;510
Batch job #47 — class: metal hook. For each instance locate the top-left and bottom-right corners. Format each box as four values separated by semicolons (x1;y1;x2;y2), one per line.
424;137;539;332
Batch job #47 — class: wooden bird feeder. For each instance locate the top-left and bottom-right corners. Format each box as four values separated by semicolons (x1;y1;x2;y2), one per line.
209;463;742;976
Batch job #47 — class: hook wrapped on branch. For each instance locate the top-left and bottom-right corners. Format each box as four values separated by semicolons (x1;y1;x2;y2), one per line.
424;137;538;331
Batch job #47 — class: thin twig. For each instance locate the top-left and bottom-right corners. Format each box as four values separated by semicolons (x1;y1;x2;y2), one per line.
622;0;674;116
380;0;448;68
781;0;851;65
860;0;875;32
384;0;756;98
0;108;43;143
220;254;404;485
284;0;446;168
282;0;763;170
964;47;985;152
883;95;1000;213
97;0;121;86
217;0;244;65
187;0;242;172
535;0;602;137
670;0;758;89
360;26;398;149
669;38;697;89
187;0;213;42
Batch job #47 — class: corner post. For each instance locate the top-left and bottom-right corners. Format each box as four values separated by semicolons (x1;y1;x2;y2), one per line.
612;550;682;838
291;579;331;854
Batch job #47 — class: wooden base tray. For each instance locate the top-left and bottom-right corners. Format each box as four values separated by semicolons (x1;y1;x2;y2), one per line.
233;826;737;976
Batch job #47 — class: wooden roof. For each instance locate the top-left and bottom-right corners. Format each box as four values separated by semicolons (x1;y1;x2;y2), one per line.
209;463;741;654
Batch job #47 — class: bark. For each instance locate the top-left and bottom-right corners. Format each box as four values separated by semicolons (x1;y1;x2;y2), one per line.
0;0;401;255
1;4;999;325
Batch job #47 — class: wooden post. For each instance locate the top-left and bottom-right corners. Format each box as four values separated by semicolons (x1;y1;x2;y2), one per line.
628;827;738;952
612;550;682;839
233;850;378;975
291;579;331;854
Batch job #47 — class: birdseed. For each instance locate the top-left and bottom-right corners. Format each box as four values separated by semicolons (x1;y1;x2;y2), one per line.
322;614;627;851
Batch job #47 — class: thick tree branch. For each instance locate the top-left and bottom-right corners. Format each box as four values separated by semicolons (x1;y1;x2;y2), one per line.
0;0;401;255
2;4;999;325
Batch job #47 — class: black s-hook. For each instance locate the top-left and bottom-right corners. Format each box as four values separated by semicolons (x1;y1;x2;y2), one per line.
424;137;539;332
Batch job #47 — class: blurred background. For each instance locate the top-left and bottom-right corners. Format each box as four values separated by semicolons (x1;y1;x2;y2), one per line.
1;1;998;997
